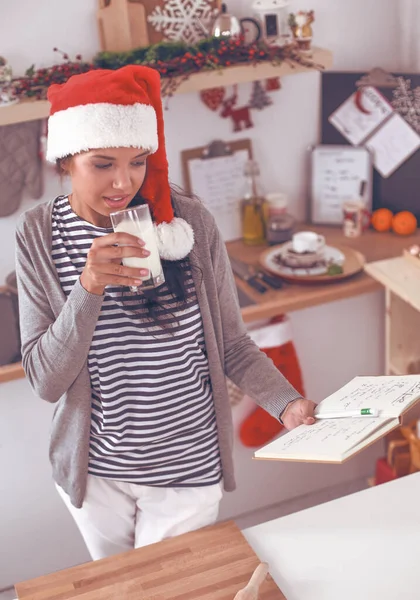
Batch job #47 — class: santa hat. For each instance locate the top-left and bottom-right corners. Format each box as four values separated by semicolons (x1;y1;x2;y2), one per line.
46;65;194;261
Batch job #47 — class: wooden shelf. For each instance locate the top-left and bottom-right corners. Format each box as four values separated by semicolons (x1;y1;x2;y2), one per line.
0;362;25;383
0;47;332;127
0;99;49;127
365;256;420;314
174;46;332;94
366;258;420;377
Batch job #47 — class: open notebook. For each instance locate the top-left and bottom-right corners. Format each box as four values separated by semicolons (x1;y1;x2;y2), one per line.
255;375;420;464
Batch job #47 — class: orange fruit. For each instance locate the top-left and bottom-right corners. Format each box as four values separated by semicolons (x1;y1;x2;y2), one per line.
371;208;393;232
392;211;417;236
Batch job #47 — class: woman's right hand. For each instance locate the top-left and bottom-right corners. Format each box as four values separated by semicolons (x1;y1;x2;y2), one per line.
80;232;150;295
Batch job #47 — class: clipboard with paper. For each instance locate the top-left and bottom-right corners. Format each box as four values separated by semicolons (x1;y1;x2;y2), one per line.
181;139;253;242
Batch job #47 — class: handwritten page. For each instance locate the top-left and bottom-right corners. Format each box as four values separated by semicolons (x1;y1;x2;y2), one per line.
329;86;393;146
255;375;420;463
317;375;420;418
365;113;420;177
311;146;372;224
255;417;392;461
187;150;249;241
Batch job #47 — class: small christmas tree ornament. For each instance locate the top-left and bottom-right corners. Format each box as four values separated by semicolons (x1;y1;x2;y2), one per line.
249;80;272;110
0;57;18;107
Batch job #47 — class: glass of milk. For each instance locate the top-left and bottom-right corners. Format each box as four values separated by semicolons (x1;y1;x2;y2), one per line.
110;205;165;292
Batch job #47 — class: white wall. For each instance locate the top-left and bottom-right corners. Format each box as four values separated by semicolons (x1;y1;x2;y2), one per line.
0;380;90;587
0;0;402;588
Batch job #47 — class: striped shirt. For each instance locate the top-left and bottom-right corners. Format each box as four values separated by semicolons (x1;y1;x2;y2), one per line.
51;195;222;487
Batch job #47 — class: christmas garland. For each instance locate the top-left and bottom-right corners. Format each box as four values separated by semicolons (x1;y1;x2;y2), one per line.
12;50;94;100
12;37;320;100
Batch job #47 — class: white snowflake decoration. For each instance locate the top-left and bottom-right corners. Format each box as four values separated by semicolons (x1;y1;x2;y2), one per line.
148;0;218;44
391;76;420;134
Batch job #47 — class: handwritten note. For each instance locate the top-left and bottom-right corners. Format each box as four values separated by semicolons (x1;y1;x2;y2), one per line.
187;150;249;242
258;418;386;460
255;374;420;463
365;113;420;177
311;146;372;224
317;375;420;418
329;86;393;146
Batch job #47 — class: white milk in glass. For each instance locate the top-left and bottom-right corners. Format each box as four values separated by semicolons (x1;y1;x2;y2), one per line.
111;206;165;290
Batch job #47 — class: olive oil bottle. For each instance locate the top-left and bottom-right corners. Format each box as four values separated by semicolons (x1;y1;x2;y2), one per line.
240;159;268;245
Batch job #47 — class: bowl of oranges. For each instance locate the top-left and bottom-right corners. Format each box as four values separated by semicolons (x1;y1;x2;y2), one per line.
371;208;418;236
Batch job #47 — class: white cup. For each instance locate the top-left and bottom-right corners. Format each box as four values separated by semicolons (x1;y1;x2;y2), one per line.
292;231;325;254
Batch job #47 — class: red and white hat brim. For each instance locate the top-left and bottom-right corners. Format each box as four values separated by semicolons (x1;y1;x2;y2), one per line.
46;102;158;162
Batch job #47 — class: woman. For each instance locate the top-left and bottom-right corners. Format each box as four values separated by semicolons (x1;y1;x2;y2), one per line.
15;65;315;560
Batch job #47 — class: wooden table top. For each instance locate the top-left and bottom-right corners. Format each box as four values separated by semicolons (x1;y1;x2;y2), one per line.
15;521;285;600
227;225;420;322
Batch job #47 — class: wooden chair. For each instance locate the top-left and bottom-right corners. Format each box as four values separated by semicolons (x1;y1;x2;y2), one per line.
387;437;411;477
400;420;420;473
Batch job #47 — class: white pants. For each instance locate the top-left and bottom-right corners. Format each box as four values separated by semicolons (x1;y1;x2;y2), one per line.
56;475;223;560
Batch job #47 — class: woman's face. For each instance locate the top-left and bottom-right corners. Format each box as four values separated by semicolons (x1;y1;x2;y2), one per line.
65;147;149;226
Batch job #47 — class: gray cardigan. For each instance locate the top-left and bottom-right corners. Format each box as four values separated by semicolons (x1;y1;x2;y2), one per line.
15;195;302;508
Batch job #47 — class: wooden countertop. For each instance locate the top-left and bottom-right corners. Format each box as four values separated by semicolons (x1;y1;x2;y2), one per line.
227;225;420;323
0;361;24;384
2;226;419;385
15;521;285;599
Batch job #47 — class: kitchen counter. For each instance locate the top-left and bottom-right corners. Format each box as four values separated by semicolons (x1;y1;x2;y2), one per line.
243;472;420;600
15;473;420;599
1;226;418;384
15;521;285;599
228;225;420;322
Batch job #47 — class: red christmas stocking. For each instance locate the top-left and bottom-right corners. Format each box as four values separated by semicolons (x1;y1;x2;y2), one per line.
239;316;305;448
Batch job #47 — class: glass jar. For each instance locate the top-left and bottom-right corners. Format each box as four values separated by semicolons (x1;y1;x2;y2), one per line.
240;159;268;245
266;192;295;245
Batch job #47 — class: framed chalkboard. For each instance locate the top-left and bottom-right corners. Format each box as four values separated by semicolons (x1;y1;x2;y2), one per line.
321;70;420;221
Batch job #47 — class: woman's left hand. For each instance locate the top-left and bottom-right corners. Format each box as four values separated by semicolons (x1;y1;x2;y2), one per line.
281;398;317;430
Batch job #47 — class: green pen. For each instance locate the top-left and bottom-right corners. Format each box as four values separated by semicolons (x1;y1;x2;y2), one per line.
315;408;379;420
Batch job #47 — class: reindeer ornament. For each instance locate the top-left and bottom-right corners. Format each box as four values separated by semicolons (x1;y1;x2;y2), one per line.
220;90;254;132
201;81;278;132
